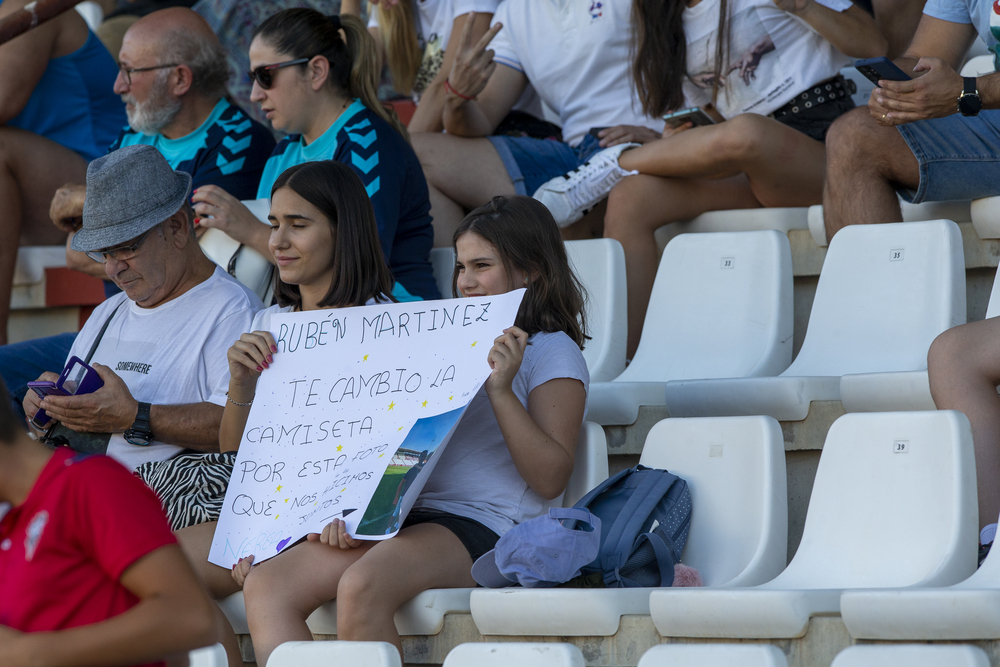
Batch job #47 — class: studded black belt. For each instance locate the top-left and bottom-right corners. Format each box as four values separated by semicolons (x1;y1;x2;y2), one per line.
770;74;857;120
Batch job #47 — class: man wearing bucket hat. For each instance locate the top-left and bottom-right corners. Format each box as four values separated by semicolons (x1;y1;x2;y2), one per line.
21;145;262;471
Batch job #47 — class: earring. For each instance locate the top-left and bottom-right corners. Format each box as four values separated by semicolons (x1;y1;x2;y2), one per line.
523;277;528;284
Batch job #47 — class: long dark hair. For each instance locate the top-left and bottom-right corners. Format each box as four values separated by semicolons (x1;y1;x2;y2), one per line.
632;0;730;117
453;196;588;350
253;9;408;139
270;161;395;310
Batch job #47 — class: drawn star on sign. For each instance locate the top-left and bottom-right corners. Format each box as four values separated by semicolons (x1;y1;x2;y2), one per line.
388;401;396;410
421;400;428;407
275;484;283;492
336;445;343;452
471;341;477;348
362;354;369;362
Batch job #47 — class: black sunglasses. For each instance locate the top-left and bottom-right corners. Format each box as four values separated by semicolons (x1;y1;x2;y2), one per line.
247;57;312;90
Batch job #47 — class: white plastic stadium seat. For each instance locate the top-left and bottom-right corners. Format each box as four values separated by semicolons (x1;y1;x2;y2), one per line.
638;644;788;667
470;415;786;637
443;643;585;667
971;195;1000;239
588;231;793;425
665;220;965;421
75;2;103;31
266;641;401;667
564;421;610;507
188;644;227;667
650;411;978;639
987;265;1000;319
218;424;608;637
961;54;995;77
807;201;971;246
654;207;808;251
565;239;628;382
430;247;456;299
831;645;990;667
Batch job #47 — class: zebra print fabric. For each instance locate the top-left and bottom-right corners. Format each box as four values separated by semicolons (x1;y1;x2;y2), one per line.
135;452;237;531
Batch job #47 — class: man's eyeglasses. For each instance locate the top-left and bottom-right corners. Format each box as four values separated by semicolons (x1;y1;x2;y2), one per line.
247;57;312;90
86;227;155;263
118;62;179;86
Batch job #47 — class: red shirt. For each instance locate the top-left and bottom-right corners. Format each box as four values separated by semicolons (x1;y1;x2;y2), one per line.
0;448;176;657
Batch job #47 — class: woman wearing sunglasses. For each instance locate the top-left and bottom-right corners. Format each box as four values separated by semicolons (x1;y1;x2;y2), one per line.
191;9;439;301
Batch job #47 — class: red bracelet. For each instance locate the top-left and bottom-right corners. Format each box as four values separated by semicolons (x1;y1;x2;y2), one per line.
444;79;476;101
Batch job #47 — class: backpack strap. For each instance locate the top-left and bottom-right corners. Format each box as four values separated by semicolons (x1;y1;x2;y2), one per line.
599;470;679;577
571;466;635;513
611;531;679;588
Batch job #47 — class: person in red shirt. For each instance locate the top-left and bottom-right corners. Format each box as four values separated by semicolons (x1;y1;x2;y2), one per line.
0;377;216;667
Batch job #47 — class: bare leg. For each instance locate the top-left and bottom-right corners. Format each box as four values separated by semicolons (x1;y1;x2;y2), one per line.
604;174;760;357
428;182;466;248
928;319;1000;530
618;115;826;203
412;132;515;243
0;127;88;345
822;107;919;241
336;524;477;655
174;522;243;667
242;539;374;667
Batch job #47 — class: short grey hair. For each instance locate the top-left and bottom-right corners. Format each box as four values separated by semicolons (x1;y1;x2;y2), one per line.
158;28;230;99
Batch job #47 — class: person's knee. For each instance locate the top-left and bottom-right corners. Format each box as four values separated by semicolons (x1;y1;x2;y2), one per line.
335;563;388;631
825;107;890;172
710;114;768;164
927;325;977;399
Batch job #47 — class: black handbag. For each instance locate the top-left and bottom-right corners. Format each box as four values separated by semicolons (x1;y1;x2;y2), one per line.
42;303;122;454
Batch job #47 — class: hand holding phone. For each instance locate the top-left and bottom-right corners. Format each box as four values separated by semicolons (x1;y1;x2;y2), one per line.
27;357;104;430
855;57;911;86
662;107;717;129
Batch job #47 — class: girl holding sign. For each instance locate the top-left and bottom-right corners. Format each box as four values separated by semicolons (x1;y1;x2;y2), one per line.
234;195;589;664
172;160;396;667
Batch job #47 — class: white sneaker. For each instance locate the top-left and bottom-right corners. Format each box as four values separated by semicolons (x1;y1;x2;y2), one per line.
532;143;639;227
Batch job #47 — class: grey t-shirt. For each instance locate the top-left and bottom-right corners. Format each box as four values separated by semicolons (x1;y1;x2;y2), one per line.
923;0;999;69
413;331;590;536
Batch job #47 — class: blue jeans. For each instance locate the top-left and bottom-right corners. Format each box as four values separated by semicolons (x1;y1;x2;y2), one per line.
896;109;1000;203
0;332;76;421
487;133;603;196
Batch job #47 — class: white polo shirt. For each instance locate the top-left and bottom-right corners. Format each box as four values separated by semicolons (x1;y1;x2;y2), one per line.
489;0;665;147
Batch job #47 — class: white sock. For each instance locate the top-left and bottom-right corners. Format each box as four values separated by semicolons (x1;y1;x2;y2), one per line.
981;523;997;546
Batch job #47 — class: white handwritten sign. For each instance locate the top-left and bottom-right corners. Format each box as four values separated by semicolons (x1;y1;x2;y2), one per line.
208;290;525;567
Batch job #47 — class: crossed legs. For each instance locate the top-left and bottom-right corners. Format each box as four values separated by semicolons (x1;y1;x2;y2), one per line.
0;126;88;345
604;114;828;356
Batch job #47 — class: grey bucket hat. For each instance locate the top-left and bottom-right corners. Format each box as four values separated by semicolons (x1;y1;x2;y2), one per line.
71;144;193;252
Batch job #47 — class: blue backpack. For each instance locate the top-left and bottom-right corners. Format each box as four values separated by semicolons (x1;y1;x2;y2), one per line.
568;465;692;588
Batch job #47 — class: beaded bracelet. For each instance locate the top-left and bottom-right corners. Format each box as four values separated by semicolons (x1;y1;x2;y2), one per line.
444;79;476;101
227;392;253;407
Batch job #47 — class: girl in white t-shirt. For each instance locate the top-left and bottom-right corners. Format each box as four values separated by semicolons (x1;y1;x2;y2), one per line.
172;159;397;667
233;195;589;665
341;0;499;133
534;0;886;358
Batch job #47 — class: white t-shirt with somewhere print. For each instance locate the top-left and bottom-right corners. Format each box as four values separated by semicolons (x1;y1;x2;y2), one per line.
681;0;853;119
65;267;262;471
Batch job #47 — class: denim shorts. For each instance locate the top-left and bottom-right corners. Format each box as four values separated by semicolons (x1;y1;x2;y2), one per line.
488;133;603;196
896;109;1000;203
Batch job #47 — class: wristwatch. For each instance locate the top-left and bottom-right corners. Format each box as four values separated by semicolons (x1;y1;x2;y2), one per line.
124;401;153;446
958;76;982;117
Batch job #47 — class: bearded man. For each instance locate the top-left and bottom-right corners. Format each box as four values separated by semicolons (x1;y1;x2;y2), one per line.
0;8;273;421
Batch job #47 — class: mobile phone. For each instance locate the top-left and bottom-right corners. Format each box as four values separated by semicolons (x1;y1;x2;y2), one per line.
854;57;911;85
662;107;716;129
588;127;610;138
28;357;103;430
